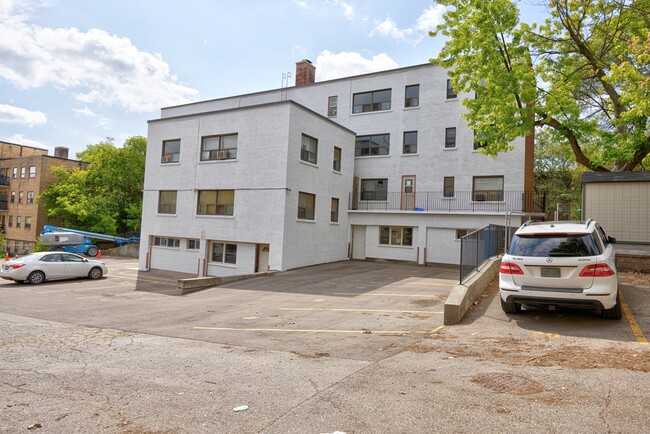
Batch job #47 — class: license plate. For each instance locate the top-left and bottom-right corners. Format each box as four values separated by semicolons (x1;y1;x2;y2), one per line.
541;267;561;278
2;265;9;271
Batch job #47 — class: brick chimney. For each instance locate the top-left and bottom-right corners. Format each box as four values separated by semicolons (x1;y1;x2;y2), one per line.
295;59;316;86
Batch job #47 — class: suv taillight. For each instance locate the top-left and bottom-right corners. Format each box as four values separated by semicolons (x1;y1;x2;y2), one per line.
500;261;524;275
579;264;615;277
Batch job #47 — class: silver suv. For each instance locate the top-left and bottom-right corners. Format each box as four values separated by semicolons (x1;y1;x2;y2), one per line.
499;219;621;319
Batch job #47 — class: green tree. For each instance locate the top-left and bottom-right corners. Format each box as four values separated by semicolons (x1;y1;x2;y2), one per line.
433;0;650;172
39;136;146;234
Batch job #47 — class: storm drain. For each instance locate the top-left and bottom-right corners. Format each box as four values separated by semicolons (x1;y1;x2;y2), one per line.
470;372;545;395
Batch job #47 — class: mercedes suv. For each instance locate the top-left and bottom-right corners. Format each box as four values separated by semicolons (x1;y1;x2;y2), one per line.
499;219;621;319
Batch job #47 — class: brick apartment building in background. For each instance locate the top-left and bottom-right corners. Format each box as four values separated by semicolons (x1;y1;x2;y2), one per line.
0;141;88;255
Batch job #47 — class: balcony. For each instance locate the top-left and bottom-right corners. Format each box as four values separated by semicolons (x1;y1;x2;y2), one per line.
0;175;9;187
349;191;546;214
0;199;7;211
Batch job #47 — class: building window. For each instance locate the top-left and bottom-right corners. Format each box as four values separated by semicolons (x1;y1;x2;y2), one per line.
403;131;418;154
10;192;15;203
328;96;338;117
331;198;339;223
355;134;390;156
25;216;32;230
333;147;342;172
187;239;200;250
153;237;181;247
161;139;181;163
29;166;36;178
352;89;392;113
158;190;177;214
27;191;34;204
379;226;413;246
12;168;17;179
446;79;457;99
473;176;504;201
445;127;456;148
16;216;21;229
197;190;235;216
300;134;318;165
473;130;488;150
405;85;419;107
212;242;237;264
297;192;315;220
8;216;12;227
456;229;476;239
200;134;238;161
443;177;455;198
20;167;25;178
360;179;387;201
18;192;23;204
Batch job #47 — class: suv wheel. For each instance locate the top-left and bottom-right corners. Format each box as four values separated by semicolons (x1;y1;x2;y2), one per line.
601;290;622;320
501;297;521;314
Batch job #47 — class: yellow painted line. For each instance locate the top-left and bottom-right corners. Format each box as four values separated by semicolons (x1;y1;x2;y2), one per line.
193;326;445;335
279;307;443;314
334;292;444;298
620;292;649;345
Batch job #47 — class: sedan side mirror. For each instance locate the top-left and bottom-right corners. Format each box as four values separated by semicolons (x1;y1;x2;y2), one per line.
608;236;616;244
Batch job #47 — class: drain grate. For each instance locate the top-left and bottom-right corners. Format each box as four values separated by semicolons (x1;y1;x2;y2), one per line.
470;372;545;395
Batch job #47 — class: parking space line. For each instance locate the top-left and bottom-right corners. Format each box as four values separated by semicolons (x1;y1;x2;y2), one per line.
279;307;443;314
333;292;445;298
107;275;177;285
193;325;445;335
620;292;649;345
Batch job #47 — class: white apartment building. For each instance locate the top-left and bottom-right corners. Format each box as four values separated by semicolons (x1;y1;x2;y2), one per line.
140;61;540;276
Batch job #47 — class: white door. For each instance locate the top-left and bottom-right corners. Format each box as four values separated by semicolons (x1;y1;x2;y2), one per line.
257;244;270;272
352;226;366;260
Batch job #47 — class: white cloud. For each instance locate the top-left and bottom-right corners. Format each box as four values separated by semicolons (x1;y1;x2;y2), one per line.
73;106;97;117
291;45;309;58
340;1;354;20
293;0;308;10
373;5;446;44
6;133;50;151
315;50;399;81
0;103;47;126
0;2;198;112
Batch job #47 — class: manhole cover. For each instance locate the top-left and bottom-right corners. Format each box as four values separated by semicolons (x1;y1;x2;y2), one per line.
470;372;544;395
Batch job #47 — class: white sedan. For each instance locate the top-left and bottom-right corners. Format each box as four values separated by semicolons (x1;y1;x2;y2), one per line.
0;251;108;284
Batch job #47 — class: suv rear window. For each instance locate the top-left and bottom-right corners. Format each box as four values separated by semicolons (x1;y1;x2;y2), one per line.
509;234;601;257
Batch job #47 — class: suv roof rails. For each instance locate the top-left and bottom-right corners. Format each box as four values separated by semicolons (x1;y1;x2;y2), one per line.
585;218;593;228
521;220;534;227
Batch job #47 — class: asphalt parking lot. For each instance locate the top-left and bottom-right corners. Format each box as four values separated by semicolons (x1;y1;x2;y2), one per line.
1;257;648;433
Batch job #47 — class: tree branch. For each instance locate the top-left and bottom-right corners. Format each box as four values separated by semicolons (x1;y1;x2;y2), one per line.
541;114;609;171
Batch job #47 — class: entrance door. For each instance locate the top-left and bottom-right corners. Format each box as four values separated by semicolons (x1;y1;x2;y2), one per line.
352;226;366;259
401;176;416;210
257;244;270;272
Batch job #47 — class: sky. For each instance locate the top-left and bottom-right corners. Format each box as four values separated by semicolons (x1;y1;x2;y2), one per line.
0;0;547;158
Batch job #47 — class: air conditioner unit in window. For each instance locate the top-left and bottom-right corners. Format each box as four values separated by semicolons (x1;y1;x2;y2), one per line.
216;149;230;160
475;193;487;201
161;155;171;163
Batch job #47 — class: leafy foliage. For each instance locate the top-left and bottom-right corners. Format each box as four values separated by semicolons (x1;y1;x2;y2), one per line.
38;136;146;234
433;0;650;172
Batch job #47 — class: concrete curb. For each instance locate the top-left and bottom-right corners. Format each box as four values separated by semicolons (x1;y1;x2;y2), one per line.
176;272;276;295
444;258;501;325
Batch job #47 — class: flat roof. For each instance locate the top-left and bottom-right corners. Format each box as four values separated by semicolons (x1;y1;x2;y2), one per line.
582;171;650;183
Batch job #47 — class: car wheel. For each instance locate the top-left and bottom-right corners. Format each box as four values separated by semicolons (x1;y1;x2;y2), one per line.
86;247;99;257
501;297;521;314
88;267;103;279
602;291;622;320
27;271;46;285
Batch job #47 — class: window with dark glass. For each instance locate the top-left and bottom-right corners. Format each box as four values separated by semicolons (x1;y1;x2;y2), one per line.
10;191;15;203
444;177;455;198
16;216;21;228
153;237;180;247
473;130;488;150
212;242;237;264
352;89;391;113
300;134;318;164
201;134;238;161
162;139;181;163
328;96;338;117
355;134;390;156
405;85;419;107
445;127;456;148
333;147;341;171
197;190;235;216
298;192;315;220
379;226;413;246
472;176;504;201
158;190;177;214
446;79;457;99
331;198;339;223
24;216;32;229
403;131;418;154
187;239;200;250
360;178;387;201
8;216;13;227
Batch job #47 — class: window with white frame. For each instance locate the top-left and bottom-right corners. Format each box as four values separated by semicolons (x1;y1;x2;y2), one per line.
16;216;21;228
355;134;390;156
300;134;318;164
29;166;36;178
158;191;177;214
403;131;418;154
473;176;504;201
352;89;391;113
379;226;413;246
405;85;419;107
12;167;17;179
18;191;23;203
161;139;180;163
298;192;315;220
25;216;32;230
331;198;339;223
10;192;15;203
201;134;238;161
445;127;456;148
328;96;338;117
211;242;237;264
333;147;342;172
20;167;25;178
197;190;235;216
27;191;34;204
360;179;387;201
153;237;181;247
187;239;200;250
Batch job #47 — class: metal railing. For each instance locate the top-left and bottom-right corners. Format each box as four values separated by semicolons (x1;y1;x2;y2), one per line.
459;224;515;284
350;191;545;214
